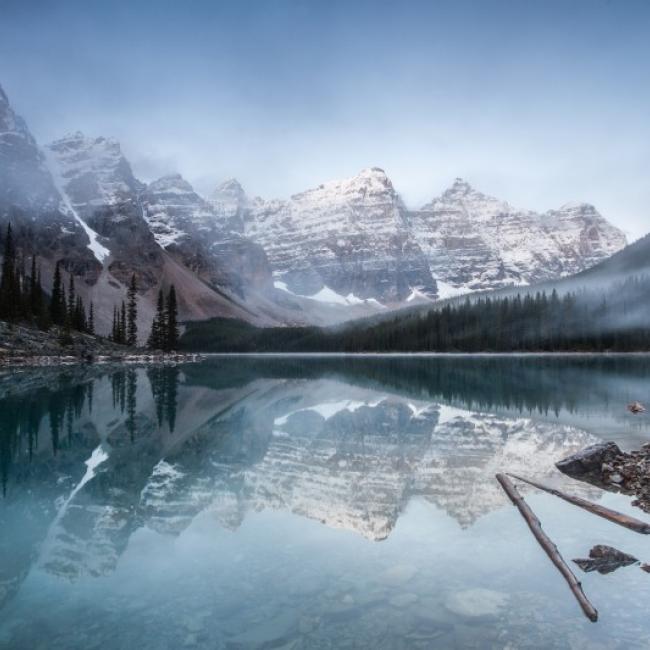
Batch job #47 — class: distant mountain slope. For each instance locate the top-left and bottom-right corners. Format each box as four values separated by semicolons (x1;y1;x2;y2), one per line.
572;232;650;282
409;178;626;292
0;86;288;336
211;171;627;307
0;80;631;338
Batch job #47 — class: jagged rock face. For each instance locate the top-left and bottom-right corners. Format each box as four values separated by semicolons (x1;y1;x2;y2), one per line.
543;202;629;273
409;178;627;292
0;86;97;278
46;133;164;290
142;174;272;297
213;171;626;304
210;178;248;233
241;168;437;302
0;85;60;216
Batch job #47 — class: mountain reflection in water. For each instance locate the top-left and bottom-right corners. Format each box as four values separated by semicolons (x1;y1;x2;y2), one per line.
2;356;650;649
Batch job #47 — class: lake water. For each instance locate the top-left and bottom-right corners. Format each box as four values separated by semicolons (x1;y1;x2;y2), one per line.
1;355;650;649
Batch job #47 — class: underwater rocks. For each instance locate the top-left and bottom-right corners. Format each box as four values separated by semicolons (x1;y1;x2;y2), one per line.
573;545;639;574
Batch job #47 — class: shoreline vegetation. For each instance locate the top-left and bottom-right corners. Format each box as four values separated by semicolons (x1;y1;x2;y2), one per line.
179;279;650;354
0;320;201;368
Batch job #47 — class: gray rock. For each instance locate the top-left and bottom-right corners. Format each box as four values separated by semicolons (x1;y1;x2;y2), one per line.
573;545;638;574
556;442;622;477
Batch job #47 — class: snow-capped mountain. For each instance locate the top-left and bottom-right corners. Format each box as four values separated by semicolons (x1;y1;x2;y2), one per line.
45;132;162;289
241;167;437;304
0;80;630;334
184;168;631;319
142;173;272;298
0;85;292;336
409;178;627;293
209;172;627;304
0;86;62;215
210;178;249;232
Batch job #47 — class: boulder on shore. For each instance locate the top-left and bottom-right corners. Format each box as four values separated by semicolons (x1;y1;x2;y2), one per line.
556;442;622;477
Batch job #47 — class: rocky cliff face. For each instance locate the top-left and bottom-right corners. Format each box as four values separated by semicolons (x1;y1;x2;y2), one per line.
208;171;627;307
240;168;437;303
0;85;288;334
210;178;249;232
0;85;97;283
45;132;163;291
409;178;628;293
142;174;272;298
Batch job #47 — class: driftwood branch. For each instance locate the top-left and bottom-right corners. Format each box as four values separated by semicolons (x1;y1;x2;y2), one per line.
496;473;598;622
507;473;650;535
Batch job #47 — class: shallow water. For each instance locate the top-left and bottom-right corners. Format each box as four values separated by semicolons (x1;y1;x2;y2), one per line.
1;355;650;649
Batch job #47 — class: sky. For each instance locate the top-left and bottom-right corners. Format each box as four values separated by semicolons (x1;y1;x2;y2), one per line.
1;0;649;239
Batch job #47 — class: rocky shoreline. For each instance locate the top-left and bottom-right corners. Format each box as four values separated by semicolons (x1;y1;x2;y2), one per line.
556;441;650;514
0;352;205;368
0;321;204;368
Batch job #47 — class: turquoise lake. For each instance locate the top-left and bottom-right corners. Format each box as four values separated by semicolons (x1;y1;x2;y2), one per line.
1;355;650;649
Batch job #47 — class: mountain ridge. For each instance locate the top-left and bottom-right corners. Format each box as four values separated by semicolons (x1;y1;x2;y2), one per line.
0;82;629;337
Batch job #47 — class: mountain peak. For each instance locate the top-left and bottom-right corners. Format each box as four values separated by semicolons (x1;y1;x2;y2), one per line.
355;167;391;184
359;166;387;176
0;84;8;107
213;178;246;199
446;177;474;195
556;201;597;213
149;173;194;194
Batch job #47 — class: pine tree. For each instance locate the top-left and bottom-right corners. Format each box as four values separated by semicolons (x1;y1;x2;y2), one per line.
50;261;65;325
166;285;179;351
111;306;118;342
88;302;95;335
35;265;48;330
29;255;38;317
147;289;166;349
74;296;86;332
67;273;76;325
0;224;18;321
126;274;138;346
120;301;127;345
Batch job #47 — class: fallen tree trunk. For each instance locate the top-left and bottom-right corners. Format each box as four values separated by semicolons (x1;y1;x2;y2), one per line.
507;473;650;535
495;473;598;622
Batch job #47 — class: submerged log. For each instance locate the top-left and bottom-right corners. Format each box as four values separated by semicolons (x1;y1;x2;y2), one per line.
507;473;650;535
495;473;598;623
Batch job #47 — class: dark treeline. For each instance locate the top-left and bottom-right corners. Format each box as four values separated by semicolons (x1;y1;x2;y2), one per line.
147;285;179;351
0;378;95;496
0;366;181;496
181;355;650;419
147;366;179;432
181;276;650;353
0;224;95;335
110;274;138;346
0;223;147;346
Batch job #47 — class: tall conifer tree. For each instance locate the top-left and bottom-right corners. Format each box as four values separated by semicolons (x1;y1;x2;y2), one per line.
166;285;179;351
126;274;138;346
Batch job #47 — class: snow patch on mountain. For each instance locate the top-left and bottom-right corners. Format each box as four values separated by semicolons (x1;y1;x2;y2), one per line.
43;146;110;263
274;279;386;308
